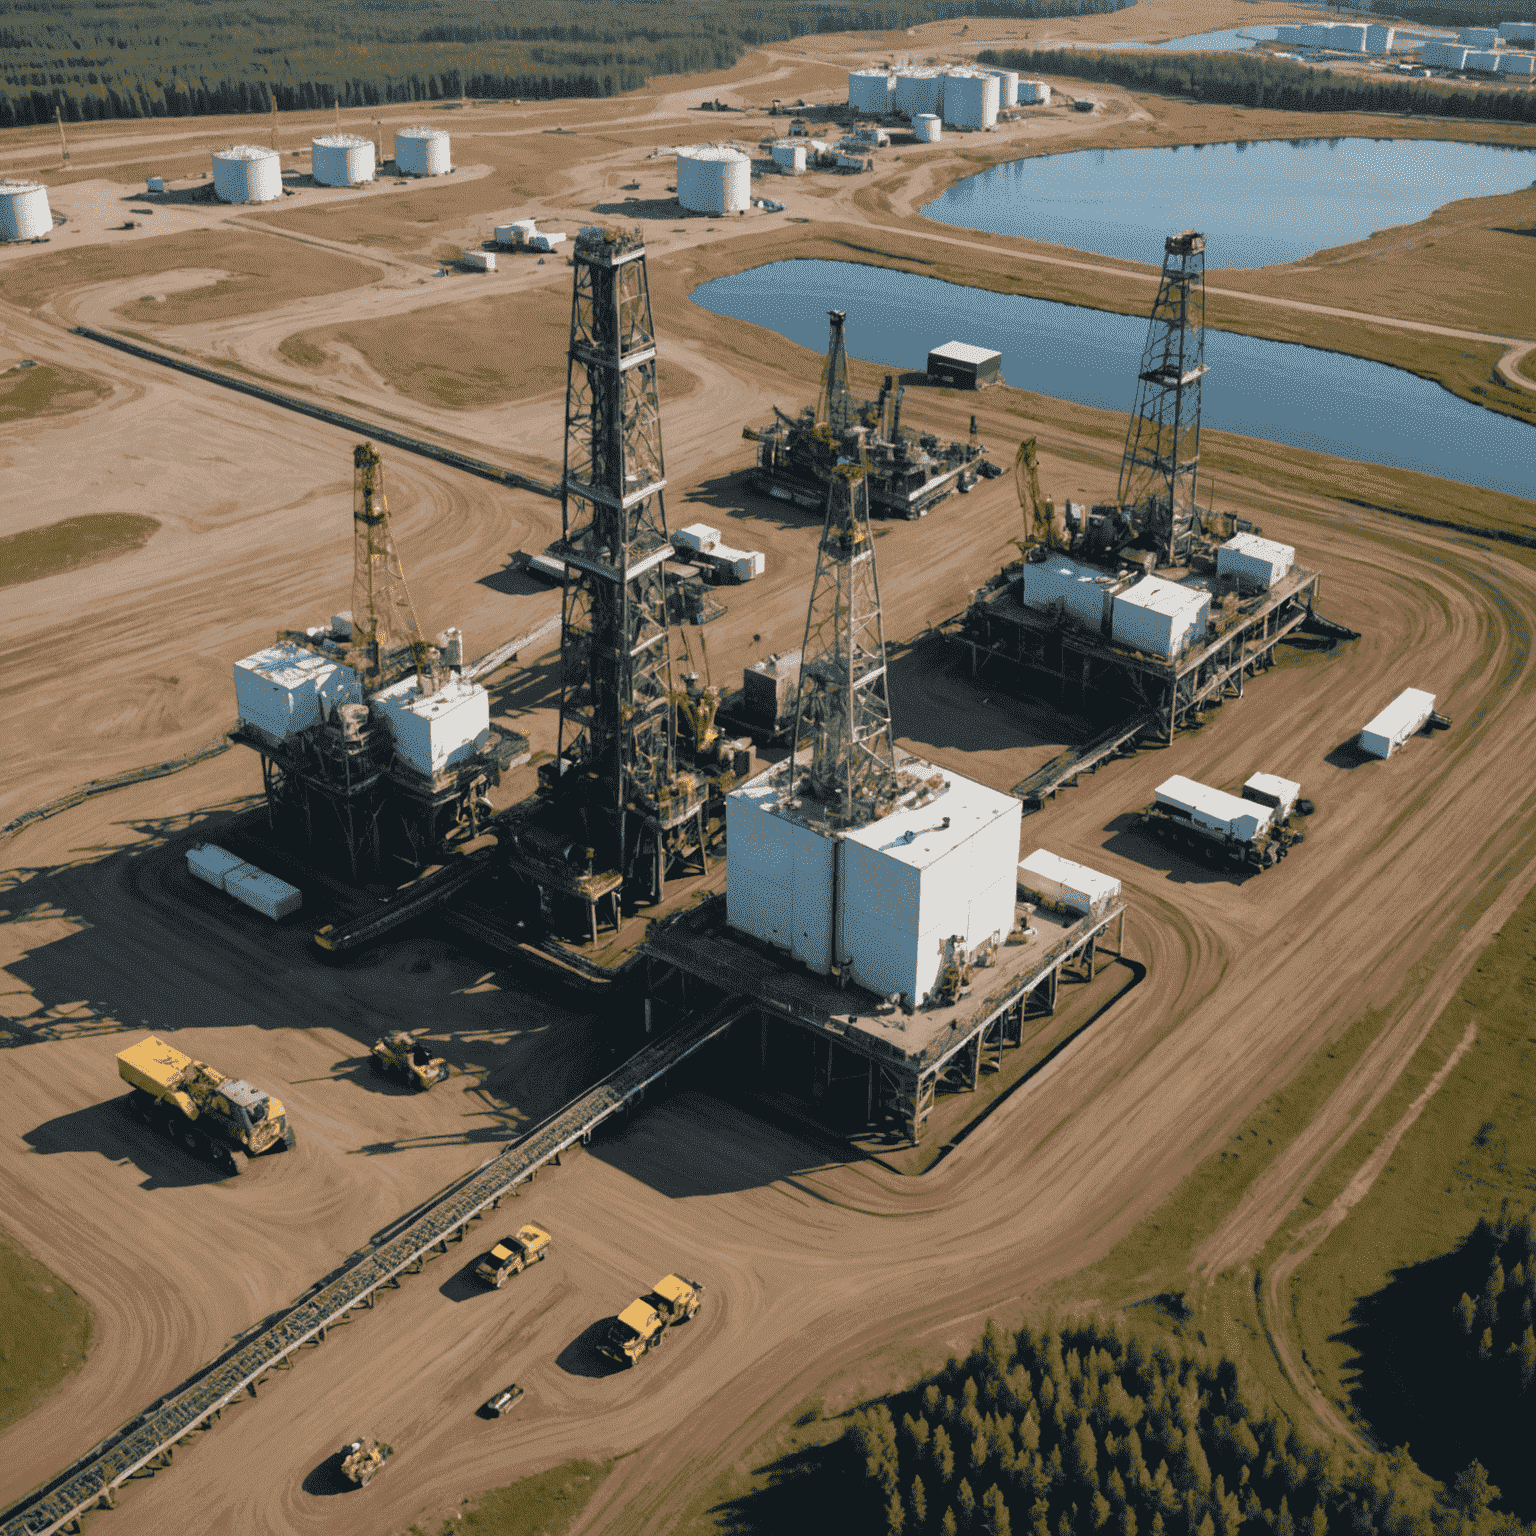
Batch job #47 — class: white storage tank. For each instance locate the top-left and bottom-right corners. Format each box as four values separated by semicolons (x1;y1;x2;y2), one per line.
311;132;376;186
212;145;283;204
1216;533;1294;592
1423;41;1469;68
849;69;894;114
1365;25;1396;54
989;69;1020;108
913;114;942;143
234;642;362;746
1019;80;1052;105
1465;49;1504;70
676;145;751;214
371;675;492;777
1112;575;1210;660
0;180;51;241
1358;687;1436;759
1018;849;1121;916
772;140;807;174
942;70;1000;129
395;126;451;177
894;68;944;118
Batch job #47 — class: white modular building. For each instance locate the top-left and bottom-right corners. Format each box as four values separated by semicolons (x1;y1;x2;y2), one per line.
1365;25;1397;54
1017;849;1121;917
1111;575;1210;660
211;145;283;203
1423;41;1470;67
311;132;376;186
371;675;492;778
989;69;1020;108
1242;772;1301;820
1019;555;1121;634
772;140;807;174
912;113;942;143
725;758;1022;1009
894;68;944;118
849;69;895;114
0;180;51;241
942;70;1000;129
1216;532;1294;592
234;642;363;746
676;145;751;214
1155;775;1273;843
1358;687;1436;758
1498;51;1536;74
395;126;451;176
1019;80;1052;104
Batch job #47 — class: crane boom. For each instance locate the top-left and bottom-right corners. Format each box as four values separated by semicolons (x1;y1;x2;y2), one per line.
1013;437;1069;555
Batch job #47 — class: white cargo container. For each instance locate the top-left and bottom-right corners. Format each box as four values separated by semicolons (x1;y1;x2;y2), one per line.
186;843;251;892
461;250;495;271
913;114;942;143
1155;775;1272;842
1242;772;1301;821
371;675;492;778
1017;849;1121;916
1111;576;1210;660
725;757;1021;1008
1358;687;1436;758
728;550;765;581
1216;532;1294;592
673;523;720;554
234;643;363;747
224;863;303;920
495;219;539;246
527;231;565;251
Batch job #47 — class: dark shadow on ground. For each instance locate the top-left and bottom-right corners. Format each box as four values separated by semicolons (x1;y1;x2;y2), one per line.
477;560;555;598
301;1451;352;1497
590;197;694;219
556;1319;627;1379
439;1255;492;1303
1325;737;1372;769
23;1099;229;1189
708;1441;864;1535
1101;812;1261;887
485;654;561;717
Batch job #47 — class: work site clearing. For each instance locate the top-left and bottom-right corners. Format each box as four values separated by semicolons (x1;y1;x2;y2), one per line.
1;2;1534;1534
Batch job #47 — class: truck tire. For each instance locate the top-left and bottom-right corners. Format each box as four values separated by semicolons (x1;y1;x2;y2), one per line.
281;1124;297;1151
217;1147;240;1177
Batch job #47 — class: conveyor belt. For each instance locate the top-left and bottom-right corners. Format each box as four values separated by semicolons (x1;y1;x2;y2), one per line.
1012;714;1153;811
0;1000;746;1536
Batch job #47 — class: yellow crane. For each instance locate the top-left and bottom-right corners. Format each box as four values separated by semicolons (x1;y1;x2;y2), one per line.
55;105;69;164
1012;436;1070;557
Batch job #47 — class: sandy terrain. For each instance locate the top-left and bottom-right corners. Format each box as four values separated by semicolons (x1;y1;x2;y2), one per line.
3;7;1536;1533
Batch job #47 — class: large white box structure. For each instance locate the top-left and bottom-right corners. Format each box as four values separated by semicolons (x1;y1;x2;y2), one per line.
1217;533;1294;592
371;675;491;777
1017;850;1121;916
1111;576;1210;659
1019;555;1121;633
234;642;362;746
1359;687;1435;758
1156;775;1272;842
726;757;1022;1008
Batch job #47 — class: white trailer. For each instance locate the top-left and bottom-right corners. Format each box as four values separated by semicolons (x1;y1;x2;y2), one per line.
1358;687;1439;758
1140;773;1306;870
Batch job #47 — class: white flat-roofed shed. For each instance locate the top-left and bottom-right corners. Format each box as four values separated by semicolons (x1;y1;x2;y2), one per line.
1156;774;1271;842
371;675;492;778
1359;687;1436;758
927;339;1002;388
1017;849;1121;916
1019;555;1118;633
1217;532;1294;592
725;756;1021;1008
234;642;362;747
1243;772;1301;820
1111;575;1210;660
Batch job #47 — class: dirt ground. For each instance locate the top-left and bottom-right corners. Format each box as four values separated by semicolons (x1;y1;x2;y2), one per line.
2;5;1536;1533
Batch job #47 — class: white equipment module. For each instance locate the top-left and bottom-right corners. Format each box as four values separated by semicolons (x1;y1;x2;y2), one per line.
1216;533;1294;592
1017;850;1121;916
371;674;492;777
1359;687;1436;758
1112;576;1210;660
234;642;363;746
1155;774;1272;842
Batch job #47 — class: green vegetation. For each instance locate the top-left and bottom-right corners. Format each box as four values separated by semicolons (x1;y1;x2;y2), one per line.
0;1226;94;1435
0;0;1131;128
977;46;1536;122
0;513;160;590
0;362;110;425
407;1459;610;1536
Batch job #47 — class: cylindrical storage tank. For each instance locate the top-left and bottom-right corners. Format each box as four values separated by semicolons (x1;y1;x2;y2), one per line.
1019;79;1052;105
676;145;752;214
913;114;942;143
146;175;165;193
771;140;807;174
395;126;451;177
848;69;894;114
311;132;375;187
988;70;1020;108
942;71;999;128
211;146;282;204
894;68;943;118
0;180;51;241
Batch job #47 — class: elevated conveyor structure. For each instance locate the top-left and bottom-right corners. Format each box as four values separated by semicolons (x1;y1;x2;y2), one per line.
0;1002;747;1536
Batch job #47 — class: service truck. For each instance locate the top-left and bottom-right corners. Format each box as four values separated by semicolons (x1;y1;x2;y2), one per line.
599;1274;705;1366
117;1035;295;1171
340;1438;392;1487
472;1224;552;1287
370;1030;450;1091
1137;772;1310;871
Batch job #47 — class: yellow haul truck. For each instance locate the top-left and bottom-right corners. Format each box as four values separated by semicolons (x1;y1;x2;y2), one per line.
117;1035;295;1173
599;1274;705;1366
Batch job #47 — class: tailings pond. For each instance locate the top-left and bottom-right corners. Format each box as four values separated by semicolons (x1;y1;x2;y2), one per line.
691;260;1535;498
921;138;1536;268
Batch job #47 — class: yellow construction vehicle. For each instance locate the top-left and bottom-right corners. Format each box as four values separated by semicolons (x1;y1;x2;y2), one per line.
1013;437;1071;557
472;1223;552;1288
370;1030;449;1091
117;1035;294;1172
339;1438;392;1487
599;1274;705;1366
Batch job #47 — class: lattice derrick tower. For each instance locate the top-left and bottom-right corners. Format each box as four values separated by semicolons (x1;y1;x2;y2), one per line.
789;450;899;827
553;227;680;876
1116;230;1208;566
816;309;856;438
351;442;437;694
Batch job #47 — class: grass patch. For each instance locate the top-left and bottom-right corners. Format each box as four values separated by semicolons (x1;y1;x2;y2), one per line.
0;362;110;425
0;513;160;590
406;1458;610;1536
1520;350;1536;386
277;334;327;370
0;1225;94;1434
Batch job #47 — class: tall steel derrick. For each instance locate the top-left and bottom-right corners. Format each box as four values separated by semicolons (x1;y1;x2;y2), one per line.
817;308;856;436
789;453;900;826
551;226;689;890
1116;230;1208;566
350;443;437;692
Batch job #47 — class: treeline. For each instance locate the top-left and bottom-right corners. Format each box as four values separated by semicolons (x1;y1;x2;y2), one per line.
0;0;1133;130
842;1317;1524;1535
1368;2;1522;27
1453;1209;1536;1392
976;44;1536;122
